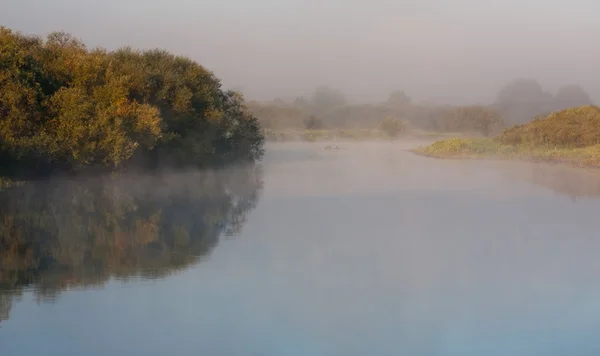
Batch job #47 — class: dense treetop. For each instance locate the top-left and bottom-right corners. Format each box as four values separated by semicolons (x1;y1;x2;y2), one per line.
0;26;264;179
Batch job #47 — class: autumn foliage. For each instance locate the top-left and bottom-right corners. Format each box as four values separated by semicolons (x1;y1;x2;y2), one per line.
0;27;264;179
498;105;600;147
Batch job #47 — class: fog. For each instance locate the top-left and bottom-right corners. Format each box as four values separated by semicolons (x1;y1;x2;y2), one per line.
4;142;600;355
3;0;599;104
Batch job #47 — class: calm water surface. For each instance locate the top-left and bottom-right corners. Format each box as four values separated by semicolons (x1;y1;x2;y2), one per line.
2;141;600;355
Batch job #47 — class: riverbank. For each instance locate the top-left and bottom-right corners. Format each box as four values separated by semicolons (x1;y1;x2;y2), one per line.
263;128;475;142
413;105;600;169
413;138;600;168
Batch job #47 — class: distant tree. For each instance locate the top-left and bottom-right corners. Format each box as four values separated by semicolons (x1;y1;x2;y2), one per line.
493;78;554;125
379;116;408;138
385;90;412;108
323;104;391;128
247;101;307;129
304;115;324;130
496;78;549;104
554;85;593;110
440;106;504;136
292;96;309;109
310;86;347;113
271;98;287;106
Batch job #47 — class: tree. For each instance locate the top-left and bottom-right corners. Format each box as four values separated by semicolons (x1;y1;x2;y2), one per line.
385;90;412;108
493;78;554;125
304;115;324;130
379;116;408;138
247;101;308;129
439;106;504;136
310;86;347;113
292;96;309;109
554;85;593;110
496;78;549;104
0;26;265;178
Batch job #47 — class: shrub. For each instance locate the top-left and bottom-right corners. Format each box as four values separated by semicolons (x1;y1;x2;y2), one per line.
0;26;264;178
438;106;504;136
379;117;408;137
304;115;324;130
498;105;600;148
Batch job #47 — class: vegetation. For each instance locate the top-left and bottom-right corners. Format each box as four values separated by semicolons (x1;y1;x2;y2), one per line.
0;26;264;179
246;77;594;142
492;78;593;126
430;106;504;137
415;105;600;168
499;106;600;147
304;115;324;130
0;165;263;322
379;116;409;138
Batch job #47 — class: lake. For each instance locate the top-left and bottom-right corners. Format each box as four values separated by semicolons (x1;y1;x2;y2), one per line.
2;141;600;356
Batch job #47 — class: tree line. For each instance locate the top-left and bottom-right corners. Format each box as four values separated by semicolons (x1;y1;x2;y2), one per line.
248;80;593;137
0;26;264;179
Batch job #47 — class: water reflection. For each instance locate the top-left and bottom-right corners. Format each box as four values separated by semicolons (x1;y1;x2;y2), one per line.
504;162;600;200
0;165;263;324
530;165;600;199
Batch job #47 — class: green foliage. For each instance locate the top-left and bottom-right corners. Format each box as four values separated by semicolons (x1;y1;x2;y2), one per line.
499;105;600;148
0;26;264;179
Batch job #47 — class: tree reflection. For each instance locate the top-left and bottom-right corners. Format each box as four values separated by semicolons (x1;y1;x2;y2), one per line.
527;164;600;200
0;165;263;323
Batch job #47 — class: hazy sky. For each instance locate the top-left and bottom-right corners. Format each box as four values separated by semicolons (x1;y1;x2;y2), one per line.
3;0;600;104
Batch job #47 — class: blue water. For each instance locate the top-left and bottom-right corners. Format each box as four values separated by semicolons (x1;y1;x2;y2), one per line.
2;142;600;355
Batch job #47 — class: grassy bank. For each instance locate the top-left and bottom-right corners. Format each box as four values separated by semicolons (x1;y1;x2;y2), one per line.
413;106;600;168
414;138;600;167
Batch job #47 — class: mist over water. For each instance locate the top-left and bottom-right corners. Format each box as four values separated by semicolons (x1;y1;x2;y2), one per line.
2;142;600;355
2;0;600;352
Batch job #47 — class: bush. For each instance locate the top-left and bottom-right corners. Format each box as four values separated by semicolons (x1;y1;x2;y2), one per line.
436;106;504;136
247;101;307;129
304;115;324;130
379;117;408;137
0;26;264;179
498;105;600;148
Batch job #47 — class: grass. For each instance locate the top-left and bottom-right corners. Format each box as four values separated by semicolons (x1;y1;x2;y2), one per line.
414;138;600;168
413;105;600;168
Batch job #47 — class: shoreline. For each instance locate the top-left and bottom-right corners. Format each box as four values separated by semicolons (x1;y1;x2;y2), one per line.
411;138;600;170
263;128;476;142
